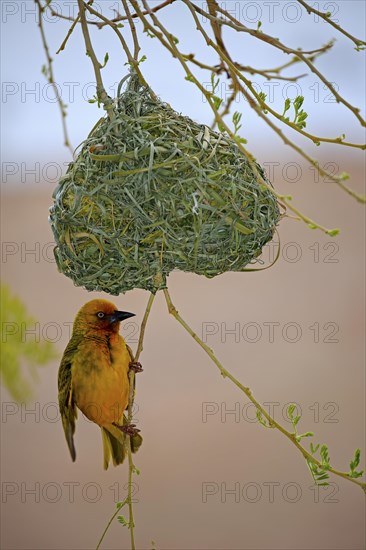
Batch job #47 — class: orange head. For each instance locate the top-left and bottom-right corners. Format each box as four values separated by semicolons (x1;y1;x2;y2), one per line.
73;299;135;334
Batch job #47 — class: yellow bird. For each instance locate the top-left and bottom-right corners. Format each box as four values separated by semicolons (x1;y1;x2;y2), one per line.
58;299;142;469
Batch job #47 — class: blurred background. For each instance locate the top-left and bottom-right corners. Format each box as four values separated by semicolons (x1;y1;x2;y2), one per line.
1;1;365;549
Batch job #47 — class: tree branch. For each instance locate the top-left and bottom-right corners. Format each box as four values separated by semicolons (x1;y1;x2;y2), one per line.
163;287;366;494
296;0;366;49
77;0;114;119
35;0;73;156
193;2;366;126
83;1;152;92
125;292;155;550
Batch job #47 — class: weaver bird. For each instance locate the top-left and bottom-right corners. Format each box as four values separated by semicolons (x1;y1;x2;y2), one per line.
58;299;142;469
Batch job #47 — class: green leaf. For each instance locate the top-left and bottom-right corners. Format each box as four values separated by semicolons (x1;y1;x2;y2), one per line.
349;470;364;479
256;409;270;428
234;135;247;145
233;111;242;124
293;415;301;426
317;473;330;481
339;171;350;180
258;91;267;103
0;285;57;401
101;52;109;68
210;72;220;94
327;228;340;237
294;95;304;109
310;443;320;454
144;29;155;38
320;445;330;466
283;98;291;115
117;515;128;526
350;448;361;471
298;431;314;439
232;111;243;134
185;74;194;82
213;95;223;110
349;448;363;478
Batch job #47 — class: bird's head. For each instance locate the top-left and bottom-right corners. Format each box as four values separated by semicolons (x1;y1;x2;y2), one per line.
74;299;135;333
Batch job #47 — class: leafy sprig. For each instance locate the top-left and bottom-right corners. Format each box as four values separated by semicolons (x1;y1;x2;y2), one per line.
349;448;364;479
282;96;308;129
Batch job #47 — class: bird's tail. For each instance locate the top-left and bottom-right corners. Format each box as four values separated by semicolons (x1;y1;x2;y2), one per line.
101;416;143;470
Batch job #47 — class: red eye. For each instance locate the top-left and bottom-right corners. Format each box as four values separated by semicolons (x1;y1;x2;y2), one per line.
97;312;105;319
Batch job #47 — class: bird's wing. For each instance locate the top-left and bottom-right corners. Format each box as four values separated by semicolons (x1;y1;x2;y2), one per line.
58;335;81;461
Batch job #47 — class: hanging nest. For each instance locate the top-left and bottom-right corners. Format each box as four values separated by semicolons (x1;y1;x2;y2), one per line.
49;73;280;295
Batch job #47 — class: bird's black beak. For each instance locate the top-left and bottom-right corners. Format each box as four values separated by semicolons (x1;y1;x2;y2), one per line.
109;311;135;323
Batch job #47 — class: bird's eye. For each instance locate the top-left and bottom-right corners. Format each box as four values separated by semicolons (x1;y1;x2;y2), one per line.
97;312;105;319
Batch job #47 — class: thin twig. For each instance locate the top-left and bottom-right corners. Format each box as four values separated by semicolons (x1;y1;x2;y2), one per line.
77;0;114;119
135;0;364;205
121;0;140;60
182;0;365;201
126;446;136;550
163;288;366;494
196;2;365;127
95;499;128;550
296;0;366;48
135;293;156;361
56;13;80;53
184;53;307;81
126;292;156;550
83;1;153;93
50;0;176;27
133;0;343;233
235;63;307;82
260;50;326;75
183;14;364;152
35;0;73;156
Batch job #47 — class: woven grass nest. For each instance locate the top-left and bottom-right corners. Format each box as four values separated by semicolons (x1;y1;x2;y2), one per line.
49;73;280;295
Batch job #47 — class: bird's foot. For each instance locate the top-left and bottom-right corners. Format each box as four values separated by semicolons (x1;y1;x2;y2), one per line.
113;422;141;436
129;361;143;373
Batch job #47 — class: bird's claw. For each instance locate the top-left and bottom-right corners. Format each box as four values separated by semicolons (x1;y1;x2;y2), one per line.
113;422;141;436
129;361;143;373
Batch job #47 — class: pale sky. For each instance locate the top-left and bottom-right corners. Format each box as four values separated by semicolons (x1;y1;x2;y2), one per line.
1;0;365;183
